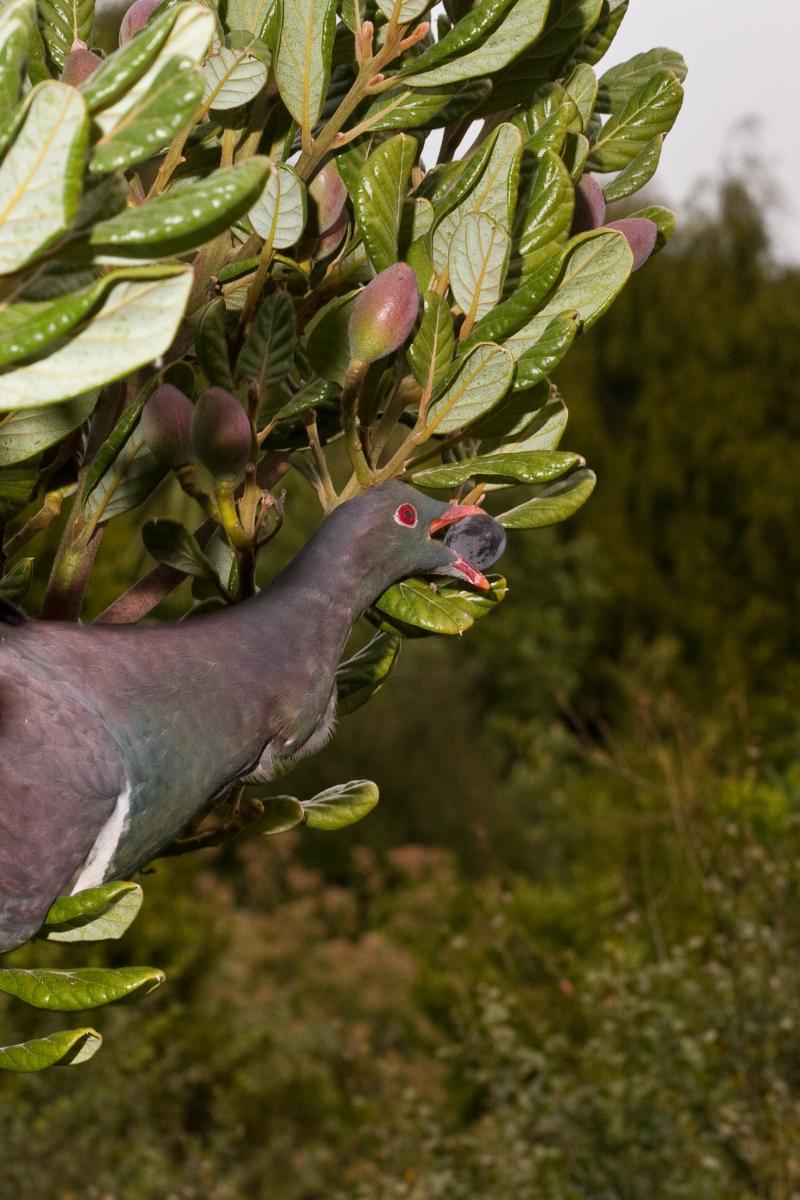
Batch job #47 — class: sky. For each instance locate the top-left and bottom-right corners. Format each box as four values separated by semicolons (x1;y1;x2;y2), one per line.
602;0;800;261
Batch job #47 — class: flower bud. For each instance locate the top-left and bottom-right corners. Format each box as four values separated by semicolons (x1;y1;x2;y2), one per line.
606;217;658;270
192;387;252;481
314;208;348;263
572;174;606;234
61;46;102;85
348;263;419;366
309;163;347;237
119;0;160;44
141;384;194;469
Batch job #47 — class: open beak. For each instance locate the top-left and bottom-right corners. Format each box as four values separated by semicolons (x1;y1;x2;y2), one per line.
429;504;491;591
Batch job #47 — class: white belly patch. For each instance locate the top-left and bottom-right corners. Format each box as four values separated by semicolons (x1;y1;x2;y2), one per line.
70;781;132;893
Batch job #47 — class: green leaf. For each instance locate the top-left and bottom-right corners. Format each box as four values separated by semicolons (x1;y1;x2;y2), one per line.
0;0;35;118
628;203;675;251
42;882;143;943
196;296;235;389
376;573;507;635
0;462;36;519
302;780;379;830
570;0;627;67
237;290;297;391
249;160;307;249
0;269;193;408
406;0;551;86
79;4;180;114
274;0;336;136
354;133;417;272
427;342;515;434
375;0;428;19
225;0;276;37
564;62;598;129
515;150;574;275
0;1027;102;1071
305;289;358;385
514;310;579;386
272;378;338;420
597;46;687;112
39;0;93;70
461;246;564;351
413;448;581;487
254;794;304;835
449;212;510;325
603;133;662;203
86;158;270;261
336;631;402;715
202;44;269;110
0;556;32;603
408;291;454;390
401;0;515;78
84;382;149;494
587;69;683;172
498;466;596;527
89;59;204;175
83;414;167;525
142;519;217;580
0;82;87;276
0;966;165;1010
503;230;631;359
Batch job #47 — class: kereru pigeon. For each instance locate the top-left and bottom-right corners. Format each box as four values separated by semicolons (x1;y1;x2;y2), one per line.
0;482;505;952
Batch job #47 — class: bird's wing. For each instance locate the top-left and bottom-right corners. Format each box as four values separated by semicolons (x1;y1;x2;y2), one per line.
0;660;127;952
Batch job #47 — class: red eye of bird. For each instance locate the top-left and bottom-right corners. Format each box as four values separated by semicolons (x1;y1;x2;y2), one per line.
394;503;418;528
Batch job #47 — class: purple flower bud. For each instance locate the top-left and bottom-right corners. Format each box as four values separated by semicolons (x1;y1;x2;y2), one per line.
141;384;194;469
314;208;348;262
309;163;347;237
192;387;252;481
572;174;606;234
119;0;160;44
605;218;658;270
348;263;420;366
61;47;102;85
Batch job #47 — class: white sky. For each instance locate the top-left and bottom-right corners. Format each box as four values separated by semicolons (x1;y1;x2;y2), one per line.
604;0;800;261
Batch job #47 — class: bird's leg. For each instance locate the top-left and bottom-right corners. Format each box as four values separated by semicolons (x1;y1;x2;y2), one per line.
160;787;266;856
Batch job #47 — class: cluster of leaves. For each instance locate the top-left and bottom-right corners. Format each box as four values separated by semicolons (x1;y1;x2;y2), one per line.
0;0;684;1066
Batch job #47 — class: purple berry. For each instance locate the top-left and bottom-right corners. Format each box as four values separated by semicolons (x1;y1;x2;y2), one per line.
61;47;102;85
192;387;252;480
572;174;606;234
606;217;658;270
119;0;160;44
141;384;194;469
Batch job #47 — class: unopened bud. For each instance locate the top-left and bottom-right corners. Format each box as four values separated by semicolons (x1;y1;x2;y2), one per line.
606;217;658;270
141;384;194;469
309;163;347;237
314;208;348;262
572;174;606;234
348;263;419;366
61;46;102;85
119;0;160;44
192;387;252;480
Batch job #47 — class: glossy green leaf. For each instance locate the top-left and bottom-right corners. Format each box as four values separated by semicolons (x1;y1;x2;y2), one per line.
364;79;486;135
0;0;34;117
406;0;550;86
336;631;402;715
86;158;270;261
524;101;576;157
408;291;454;390
43;882;143;943
427;342;515;434
603;133;662;203
571;0;627;67
597;46;687;112
449;212;510;325
305;289;358;385
302;780;379;831
89;59;204;175
525;0;602;70
494;395;569;451
414;448;581;487
0;556;32;603
461;246;564;351
514;310;579;385
564;62;598;129
249;161;307;249
0;965;165;1011
0;462;36;519
562;130;590;179
196;296;235;389
401;0;515;77
0;82;87;276
254;794;304;835
79;5;180;114
0;1027;102;1071
237;290;297;391
202;44;268;110
587;69;683;172
0;269;192;408
272;378;338;421
84;433;166;525
515;150;574;273
274;0;336;135
376;573;506;635
142;520;217;580
498;466;596;527
84;382;148;494
503;230;631;358
354;133;417;272
39;0;93;70
629;203;675;251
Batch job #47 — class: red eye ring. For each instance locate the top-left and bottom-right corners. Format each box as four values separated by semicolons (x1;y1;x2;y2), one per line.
394;503;418;528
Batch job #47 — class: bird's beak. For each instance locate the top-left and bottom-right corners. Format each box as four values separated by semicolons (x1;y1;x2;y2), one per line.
429;504;491;591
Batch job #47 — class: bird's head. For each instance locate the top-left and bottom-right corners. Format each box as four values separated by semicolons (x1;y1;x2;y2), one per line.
327;481;506;592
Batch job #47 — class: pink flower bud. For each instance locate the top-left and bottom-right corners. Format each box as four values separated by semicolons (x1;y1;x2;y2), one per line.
61;47;102;85
572;174;606;234
348;263;419;366
605;218;658;270
141;384;194;469
309;163;347;237
192;387;252;480
119;0;160;44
